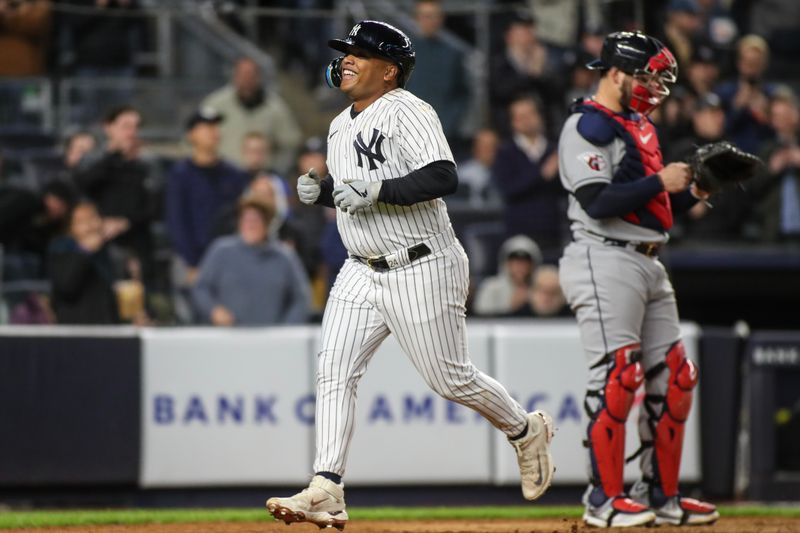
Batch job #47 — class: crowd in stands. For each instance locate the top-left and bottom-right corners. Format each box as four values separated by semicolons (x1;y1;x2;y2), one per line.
1;0;799;326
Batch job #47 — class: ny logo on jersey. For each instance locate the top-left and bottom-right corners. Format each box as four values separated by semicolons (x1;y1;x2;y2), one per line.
353;128;386;170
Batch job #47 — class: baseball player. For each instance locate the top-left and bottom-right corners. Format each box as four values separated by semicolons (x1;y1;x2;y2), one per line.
266;20;555;530
557;32;719;528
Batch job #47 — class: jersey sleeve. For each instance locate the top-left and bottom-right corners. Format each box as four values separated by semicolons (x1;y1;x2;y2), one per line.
558;113;615;193
395;99;455;170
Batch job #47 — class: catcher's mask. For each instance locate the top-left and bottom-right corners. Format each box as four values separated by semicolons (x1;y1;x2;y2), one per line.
325;20;416;89
588;31;678;115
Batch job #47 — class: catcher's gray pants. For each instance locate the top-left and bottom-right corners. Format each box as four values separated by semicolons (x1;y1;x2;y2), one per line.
559;241;683;488
313;239;527;476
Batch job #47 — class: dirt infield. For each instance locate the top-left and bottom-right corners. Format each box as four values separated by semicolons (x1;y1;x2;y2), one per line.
20;517;800;533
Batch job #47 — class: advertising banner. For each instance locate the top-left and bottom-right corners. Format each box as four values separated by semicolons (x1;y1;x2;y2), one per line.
139;322;701;487
140;327;315;487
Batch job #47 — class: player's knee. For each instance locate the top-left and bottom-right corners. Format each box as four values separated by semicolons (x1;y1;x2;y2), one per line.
603;344;644;421
664;341;697;421
315;349;361;387
428;373;476;402
428;380;463;402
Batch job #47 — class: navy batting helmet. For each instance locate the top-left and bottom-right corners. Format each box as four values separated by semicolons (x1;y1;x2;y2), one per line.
587;31;678;114
325;20;416;89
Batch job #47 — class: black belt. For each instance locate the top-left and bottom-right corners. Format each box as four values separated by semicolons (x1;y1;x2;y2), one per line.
603;237;661;257
356;243;432;272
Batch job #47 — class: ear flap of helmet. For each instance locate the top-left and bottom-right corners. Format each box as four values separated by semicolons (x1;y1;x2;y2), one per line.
325;56;344;88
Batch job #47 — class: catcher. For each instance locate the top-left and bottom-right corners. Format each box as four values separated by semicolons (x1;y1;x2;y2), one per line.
557;31;760;528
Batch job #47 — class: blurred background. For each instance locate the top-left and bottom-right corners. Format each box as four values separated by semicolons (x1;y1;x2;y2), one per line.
0;0;798;511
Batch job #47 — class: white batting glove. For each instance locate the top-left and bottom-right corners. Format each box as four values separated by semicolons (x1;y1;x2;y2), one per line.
332;179;382;214
297;168;322;205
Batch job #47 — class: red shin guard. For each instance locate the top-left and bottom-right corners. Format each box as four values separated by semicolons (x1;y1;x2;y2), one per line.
652;341;698;497
587;344;645;498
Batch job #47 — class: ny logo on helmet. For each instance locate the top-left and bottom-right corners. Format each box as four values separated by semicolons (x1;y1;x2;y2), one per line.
353;129;386;170
349;23;361;37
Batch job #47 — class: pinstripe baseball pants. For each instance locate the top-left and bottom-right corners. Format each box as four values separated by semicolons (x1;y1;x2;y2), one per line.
313;235;528;475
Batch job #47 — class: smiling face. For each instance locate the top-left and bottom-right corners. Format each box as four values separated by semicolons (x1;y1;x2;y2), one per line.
339;48;399;108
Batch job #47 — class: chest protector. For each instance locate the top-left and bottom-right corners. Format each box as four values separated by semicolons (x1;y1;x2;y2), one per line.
575;99;673;231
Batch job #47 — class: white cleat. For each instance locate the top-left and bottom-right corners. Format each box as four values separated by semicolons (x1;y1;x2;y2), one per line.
650;496;720;526
266;475;349;530
629;480;720;526
583;495;657;528
509;410;556;501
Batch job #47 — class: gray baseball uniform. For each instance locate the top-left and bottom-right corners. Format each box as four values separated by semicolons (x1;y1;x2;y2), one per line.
315;88;527;475
557;105;682;490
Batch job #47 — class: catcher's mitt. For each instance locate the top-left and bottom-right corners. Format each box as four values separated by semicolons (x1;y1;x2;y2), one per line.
688;141;764;194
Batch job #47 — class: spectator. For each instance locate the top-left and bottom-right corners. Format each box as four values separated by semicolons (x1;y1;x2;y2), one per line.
37;131;97;184
283;144;329;278
696;0;737;49
241;132;290;225
529;264;569;318
715;34;776;154
579;24;606;59
203;57;302;173
489;14;562;136
166;107;249;283
672;94;753;241
685;41;721;99
405;0;469;142
0;0;51;76
473;234;542;317
241;131;275;176
247;173;289;238
751;88;800;242
0;180;78;279
491;95;565;255
63;131;96;172
192;195;311;326
455;128;501;207
659;0;703;73
212;133;292;240
669;93;727;161
48;200;120;324
564;49;600;108
74;105;154;285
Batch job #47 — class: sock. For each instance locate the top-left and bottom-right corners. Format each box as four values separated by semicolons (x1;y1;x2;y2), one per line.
509;422;529;441
316;471;342;484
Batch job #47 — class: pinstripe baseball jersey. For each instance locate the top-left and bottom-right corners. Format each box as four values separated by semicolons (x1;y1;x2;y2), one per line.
326;88;455;258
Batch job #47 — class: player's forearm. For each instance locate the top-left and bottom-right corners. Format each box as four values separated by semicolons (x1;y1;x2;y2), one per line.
575;175;664;219
377;160;457;206
669;190;699;214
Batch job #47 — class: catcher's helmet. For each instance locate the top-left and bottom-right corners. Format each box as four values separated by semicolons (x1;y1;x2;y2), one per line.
587;31;678;115
325;20;416;89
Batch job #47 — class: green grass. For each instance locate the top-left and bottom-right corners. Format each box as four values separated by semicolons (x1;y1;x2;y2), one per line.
0;505;797;529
